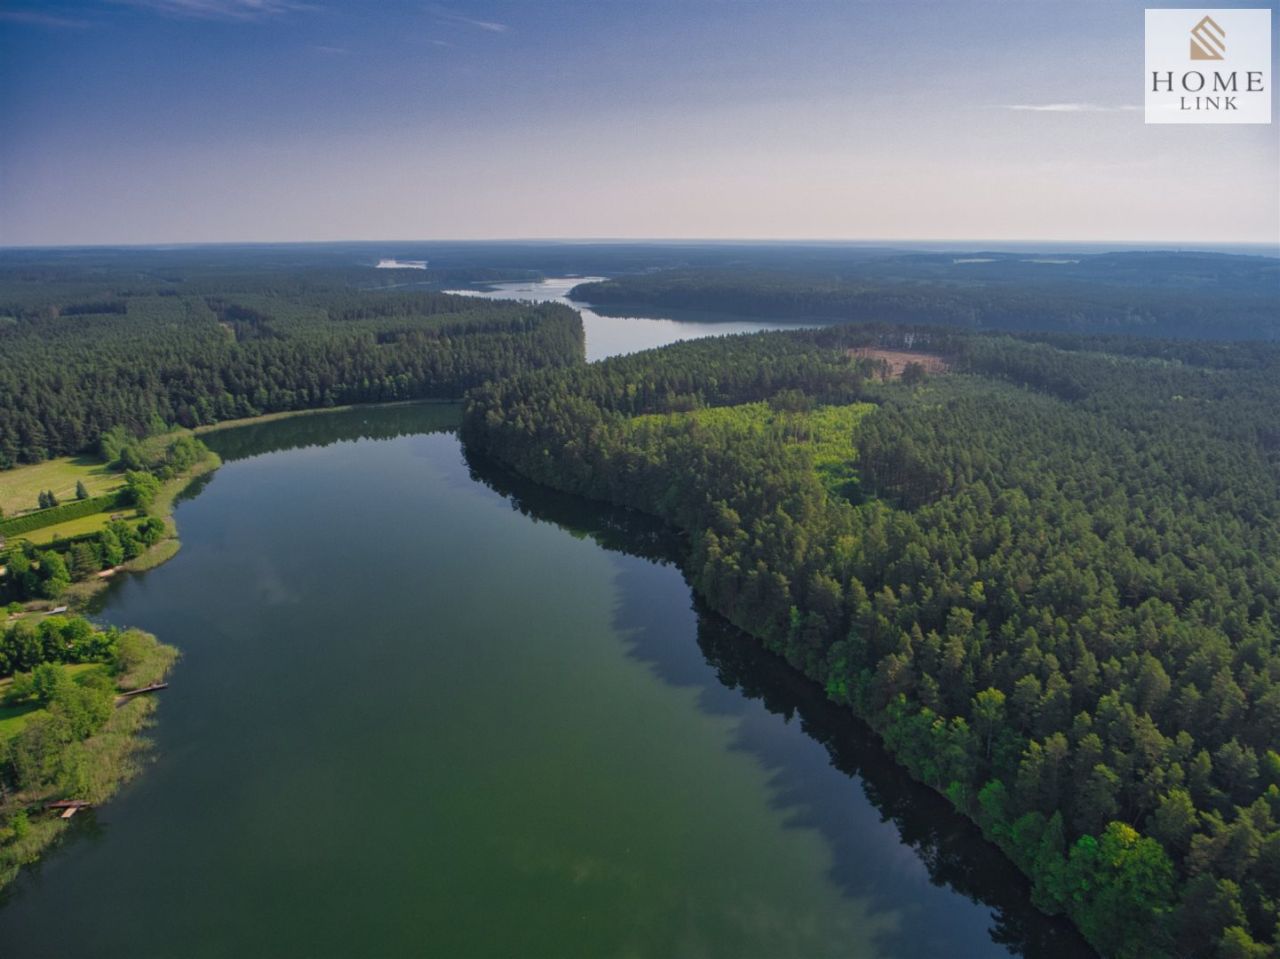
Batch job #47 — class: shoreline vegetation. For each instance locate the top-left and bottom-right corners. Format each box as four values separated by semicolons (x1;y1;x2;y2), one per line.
190;396;459;437
5;248;1279;952
0;428;213;890
2;433;221;615
463;325;1280;958
0;624;177;889
0;258;583;893
0;397;467;890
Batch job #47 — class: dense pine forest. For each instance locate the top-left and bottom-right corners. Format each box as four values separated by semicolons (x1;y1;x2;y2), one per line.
4;245;1278;951
571;253;1279;340
463;327;1280;958
0;263;582;466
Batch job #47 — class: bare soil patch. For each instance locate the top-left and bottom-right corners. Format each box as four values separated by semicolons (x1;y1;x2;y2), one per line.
849;348;950;380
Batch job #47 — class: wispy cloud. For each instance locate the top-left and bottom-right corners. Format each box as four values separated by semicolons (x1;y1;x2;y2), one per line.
113;0;312;20
428;5;507;33
1000;103;1142;113
0;9;92;28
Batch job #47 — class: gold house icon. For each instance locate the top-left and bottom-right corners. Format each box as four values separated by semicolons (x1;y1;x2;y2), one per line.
1190;15;1225;60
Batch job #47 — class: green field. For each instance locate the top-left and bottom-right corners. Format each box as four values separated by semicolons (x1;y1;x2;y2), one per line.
15;511;140;547
0;456;123;519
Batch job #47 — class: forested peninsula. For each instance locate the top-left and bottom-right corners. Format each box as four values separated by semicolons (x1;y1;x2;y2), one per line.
463;326;1280;958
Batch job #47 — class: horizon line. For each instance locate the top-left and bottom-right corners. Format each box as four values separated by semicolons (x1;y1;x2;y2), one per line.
2;237;1278;254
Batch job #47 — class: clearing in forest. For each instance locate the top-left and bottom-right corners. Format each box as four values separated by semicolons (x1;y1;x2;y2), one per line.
849;348;949;380
0;457;123;519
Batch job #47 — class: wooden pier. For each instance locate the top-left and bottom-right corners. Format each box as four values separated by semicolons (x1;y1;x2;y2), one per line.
114;681;169;708
119;682;169;698
46;799;91;819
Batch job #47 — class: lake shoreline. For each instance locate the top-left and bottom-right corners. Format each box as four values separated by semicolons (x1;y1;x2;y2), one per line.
1;399;467;892
0;629;177;891
192;397;461;437
21;399;456;615
3;398;1091;956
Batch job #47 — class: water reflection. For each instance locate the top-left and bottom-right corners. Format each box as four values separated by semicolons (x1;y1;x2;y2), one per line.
202;402;462;463
467;451;1093;959
31;399;1093;958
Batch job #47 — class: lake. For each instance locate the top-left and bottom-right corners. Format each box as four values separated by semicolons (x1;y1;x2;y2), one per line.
0;298;1090;958
446;277;838;362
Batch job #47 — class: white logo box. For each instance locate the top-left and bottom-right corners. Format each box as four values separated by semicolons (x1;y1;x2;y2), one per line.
1145;8;1272;124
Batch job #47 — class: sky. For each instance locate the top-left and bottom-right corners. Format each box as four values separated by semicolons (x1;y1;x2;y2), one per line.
0;0;1277;246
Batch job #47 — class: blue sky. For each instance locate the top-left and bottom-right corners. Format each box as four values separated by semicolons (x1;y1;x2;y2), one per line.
1;0;1276;245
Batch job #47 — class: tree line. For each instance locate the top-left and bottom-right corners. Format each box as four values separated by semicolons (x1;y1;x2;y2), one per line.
463;326;1280;958
0;284;583;467
571;268;1280;341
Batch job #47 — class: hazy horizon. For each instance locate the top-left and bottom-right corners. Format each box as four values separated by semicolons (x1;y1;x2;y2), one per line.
3;238;1277;256
2;0;1277;247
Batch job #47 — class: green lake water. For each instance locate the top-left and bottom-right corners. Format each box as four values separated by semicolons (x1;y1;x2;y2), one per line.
0;404;1090;958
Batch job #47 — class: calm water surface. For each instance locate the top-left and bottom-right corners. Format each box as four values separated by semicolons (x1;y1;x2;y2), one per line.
0;304;1091;958
446;277;836;361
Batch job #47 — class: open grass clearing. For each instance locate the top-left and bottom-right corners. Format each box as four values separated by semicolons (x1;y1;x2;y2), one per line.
0;456;123;518
13;511;140;547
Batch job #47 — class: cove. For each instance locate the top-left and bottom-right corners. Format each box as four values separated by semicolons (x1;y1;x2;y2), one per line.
0;401;1088;957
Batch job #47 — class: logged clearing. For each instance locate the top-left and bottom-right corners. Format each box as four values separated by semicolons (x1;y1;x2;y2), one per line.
849;348;949;380
0;457;123;518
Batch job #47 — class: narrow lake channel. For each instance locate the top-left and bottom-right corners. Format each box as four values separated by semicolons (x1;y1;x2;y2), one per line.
0;291;1090;957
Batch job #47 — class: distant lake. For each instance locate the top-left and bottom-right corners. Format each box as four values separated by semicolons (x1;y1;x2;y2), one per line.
0;318;1090;957
447;277;842;362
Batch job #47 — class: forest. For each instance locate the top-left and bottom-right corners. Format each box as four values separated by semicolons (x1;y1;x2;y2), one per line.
571;254;1280;341
463;326;1280;958
0;263;583;466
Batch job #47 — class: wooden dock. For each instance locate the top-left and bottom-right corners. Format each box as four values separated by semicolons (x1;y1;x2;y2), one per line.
119;682;169;698
114;681;169;708
46;799;91;819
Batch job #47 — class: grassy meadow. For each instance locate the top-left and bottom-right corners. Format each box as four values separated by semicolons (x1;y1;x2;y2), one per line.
0;456;124;519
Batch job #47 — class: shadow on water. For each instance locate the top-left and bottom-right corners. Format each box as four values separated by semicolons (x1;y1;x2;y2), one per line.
466;448;1093;959
81;403;462;616
66;402;1090;957
199;401;463;464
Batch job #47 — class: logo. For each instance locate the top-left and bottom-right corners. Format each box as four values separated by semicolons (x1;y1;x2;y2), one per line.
1146;9;1272;124
1189;15;1225;60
